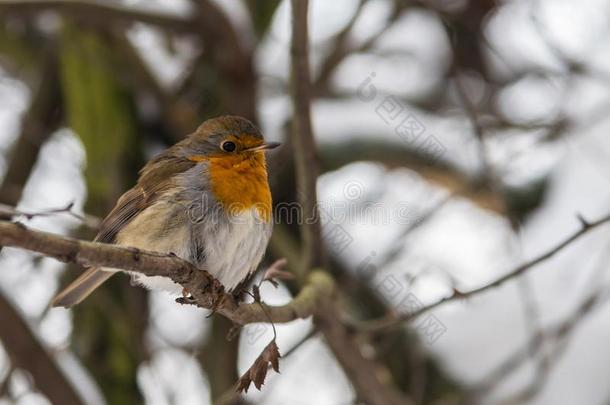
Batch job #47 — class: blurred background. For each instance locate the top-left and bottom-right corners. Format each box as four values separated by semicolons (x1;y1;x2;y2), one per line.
0;0;609;404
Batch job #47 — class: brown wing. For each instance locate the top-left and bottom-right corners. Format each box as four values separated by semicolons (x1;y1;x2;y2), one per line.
94;185;156;243
53;145;197;308
95;152;196;243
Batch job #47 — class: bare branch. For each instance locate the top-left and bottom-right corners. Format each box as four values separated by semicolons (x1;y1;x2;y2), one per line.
356;213;610;334
190;0;256;120
473;239;610;401
314;1;404;94
289;2;414;403
453;74;493;174
0;202;100;229
313;0;366;92
0;364;10;399
452;62;504;202
109;31;200;139
0;292;84;405
475;288;610;403
290;0;324;274
315;305;413;405
0;52;60;206
0;221;334;326
0;0;197;34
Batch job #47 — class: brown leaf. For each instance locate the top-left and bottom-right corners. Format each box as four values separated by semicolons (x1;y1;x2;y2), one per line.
236;339;281;393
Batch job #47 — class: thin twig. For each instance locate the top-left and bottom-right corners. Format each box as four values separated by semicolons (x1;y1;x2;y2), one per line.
0;202;100;229
355;212;610;334
314;0;404;94
476;287;610;404
472;238;610;401
0;292;84;405
453;73;502;193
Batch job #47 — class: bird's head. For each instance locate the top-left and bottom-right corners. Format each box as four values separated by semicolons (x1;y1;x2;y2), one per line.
183;116;280;163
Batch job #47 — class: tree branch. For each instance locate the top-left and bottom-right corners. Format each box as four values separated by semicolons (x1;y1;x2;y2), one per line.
0;0;197;34
190;0;257;120
0;53;84;405
290;0;324;274
289;2;413;404
314;1;403;95
314;305;412;405
0;51;60;205
0;221;334;326
475;287;610;403
0;292;84;405
357;213;610;334
109;30;200;138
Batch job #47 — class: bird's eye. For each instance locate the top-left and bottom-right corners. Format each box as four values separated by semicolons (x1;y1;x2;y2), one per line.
221;141;236;152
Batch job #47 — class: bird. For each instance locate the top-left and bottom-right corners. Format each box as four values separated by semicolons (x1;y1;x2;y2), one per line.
52;116;280;308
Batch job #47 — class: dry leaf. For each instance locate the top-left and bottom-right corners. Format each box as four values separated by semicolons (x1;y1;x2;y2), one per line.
236;339;281;393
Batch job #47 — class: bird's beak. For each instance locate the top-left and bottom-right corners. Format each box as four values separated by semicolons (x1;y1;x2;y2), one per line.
245;142;281;152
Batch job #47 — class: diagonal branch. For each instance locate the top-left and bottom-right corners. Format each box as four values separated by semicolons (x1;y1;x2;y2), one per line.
109;30;200;138
314;0;404;95
0;0;197;34
0;292;85;405
473;239;610;400
0;51;61;206
356;213;610;334
0;221;334;326
0;53;84;404
476;287;610;403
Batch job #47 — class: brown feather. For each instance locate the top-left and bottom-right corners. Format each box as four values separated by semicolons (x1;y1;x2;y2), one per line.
95;152;196;243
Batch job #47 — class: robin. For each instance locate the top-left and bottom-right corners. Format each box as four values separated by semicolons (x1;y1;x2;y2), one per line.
52;116;280;308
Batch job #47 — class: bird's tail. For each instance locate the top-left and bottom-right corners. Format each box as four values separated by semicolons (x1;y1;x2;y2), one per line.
52;268;114;308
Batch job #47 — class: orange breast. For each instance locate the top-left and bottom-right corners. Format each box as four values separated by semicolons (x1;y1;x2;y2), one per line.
208;154;272;221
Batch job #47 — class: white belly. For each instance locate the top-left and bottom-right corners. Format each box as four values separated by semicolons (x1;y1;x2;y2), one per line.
202;209;271;290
